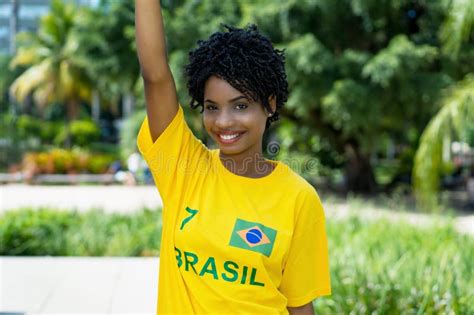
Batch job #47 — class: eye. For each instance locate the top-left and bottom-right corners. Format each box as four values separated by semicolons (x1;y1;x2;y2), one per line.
205;105;217;111
235;103;248;110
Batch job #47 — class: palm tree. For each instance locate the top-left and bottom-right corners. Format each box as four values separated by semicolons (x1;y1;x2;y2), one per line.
413;0;474;208
9;0;93;122
413;75;474;207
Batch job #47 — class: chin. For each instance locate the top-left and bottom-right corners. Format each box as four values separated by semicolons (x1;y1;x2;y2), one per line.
219;146;243;155
218;143;252;156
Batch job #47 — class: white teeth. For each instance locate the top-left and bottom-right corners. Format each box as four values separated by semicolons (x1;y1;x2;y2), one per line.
220;134;240;140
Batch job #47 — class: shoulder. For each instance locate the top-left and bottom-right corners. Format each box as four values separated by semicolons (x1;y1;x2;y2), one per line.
278;162;325;222
278;162;320;199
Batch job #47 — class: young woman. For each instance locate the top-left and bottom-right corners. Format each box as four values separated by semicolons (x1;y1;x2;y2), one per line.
135;1;331;314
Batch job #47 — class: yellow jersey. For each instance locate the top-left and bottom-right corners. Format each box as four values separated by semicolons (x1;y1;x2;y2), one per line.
137;104;331;314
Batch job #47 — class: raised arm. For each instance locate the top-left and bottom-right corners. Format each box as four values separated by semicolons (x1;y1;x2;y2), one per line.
135;0;179;142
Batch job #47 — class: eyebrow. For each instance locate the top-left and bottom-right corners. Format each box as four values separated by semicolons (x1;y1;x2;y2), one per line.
204;95;248;104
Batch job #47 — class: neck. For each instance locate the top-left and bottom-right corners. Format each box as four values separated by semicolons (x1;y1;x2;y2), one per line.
219;150;275;178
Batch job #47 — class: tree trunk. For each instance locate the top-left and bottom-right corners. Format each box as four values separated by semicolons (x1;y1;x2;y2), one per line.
64;100;79;148
92;89;100;122
344;140;377;193
67;100;79;120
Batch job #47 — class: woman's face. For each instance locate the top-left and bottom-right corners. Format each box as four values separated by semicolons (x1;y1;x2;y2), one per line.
202;75;275;158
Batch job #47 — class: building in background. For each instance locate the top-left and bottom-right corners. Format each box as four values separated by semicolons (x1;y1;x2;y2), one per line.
0;0;98;55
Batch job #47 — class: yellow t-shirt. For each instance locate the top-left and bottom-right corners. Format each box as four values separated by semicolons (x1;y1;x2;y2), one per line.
137;104;331;314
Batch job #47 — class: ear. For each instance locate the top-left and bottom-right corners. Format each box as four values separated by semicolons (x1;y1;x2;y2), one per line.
267;95;276;114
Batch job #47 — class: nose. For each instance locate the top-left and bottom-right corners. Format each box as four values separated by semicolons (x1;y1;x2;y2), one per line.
215;109;235;129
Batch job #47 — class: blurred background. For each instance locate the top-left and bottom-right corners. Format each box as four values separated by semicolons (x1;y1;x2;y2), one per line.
0;0;473;314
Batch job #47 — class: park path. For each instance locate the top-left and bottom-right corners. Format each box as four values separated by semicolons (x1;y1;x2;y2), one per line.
0;184;162;214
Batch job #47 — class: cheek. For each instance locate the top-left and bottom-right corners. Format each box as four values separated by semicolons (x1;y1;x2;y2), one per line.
241;110;264;123
248;114;268;131
202;114;212;133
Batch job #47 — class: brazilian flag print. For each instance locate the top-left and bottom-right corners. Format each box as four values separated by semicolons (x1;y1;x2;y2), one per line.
229;218;277;257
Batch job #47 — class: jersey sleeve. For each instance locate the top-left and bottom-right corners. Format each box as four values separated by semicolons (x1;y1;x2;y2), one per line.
136;104;210;210
279;188;332;307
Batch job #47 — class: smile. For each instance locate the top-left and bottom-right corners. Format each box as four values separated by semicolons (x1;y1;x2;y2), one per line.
217;132;245;144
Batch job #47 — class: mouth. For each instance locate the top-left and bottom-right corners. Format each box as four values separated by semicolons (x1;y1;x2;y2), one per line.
216;132;246;145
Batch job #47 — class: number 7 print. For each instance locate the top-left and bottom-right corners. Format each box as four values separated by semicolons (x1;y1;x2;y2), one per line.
180;206;199;230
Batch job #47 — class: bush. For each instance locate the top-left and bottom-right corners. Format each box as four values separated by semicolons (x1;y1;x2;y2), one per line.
317;216;473;314
0;208;77;255
21;148;116;174
55;119;100;147
0;207;162;256
17;115;42;139
11;114;61;144
1;113;100;149
86;154;115;174
39;121;62;143
49;148;75;173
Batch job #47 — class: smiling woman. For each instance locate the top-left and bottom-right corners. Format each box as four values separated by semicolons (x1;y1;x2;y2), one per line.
201;75;276;177
135;1;331;314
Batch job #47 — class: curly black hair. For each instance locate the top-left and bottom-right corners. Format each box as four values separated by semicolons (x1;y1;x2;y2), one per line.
184;23;289;130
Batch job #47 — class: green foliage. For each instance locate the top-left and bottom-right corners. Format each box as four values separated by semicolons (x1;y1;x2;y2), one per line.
0;207;162;257
2;113;59;149
413;74;474;209
54;119;100;147
440;0;474;56
1;112;104;158
16;115;42;139
9;0;92;116
322;79;372;136
0;208;77;255
275;119;345;179
235;0;460;193
464;124;474;146
362;35;438;88
86;154;115;174
74;0;140;109
318;216;473;314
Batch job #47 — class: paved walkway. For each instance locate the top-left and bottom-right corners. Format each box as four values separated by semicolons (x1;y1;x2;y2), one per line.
0;185;162;213
0;257;159;314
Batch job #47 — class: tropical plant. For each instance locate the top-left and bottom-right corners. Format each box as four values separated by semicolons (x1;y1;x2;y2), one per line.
413;75;474;208
8;0;93;127
413;0;474;208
